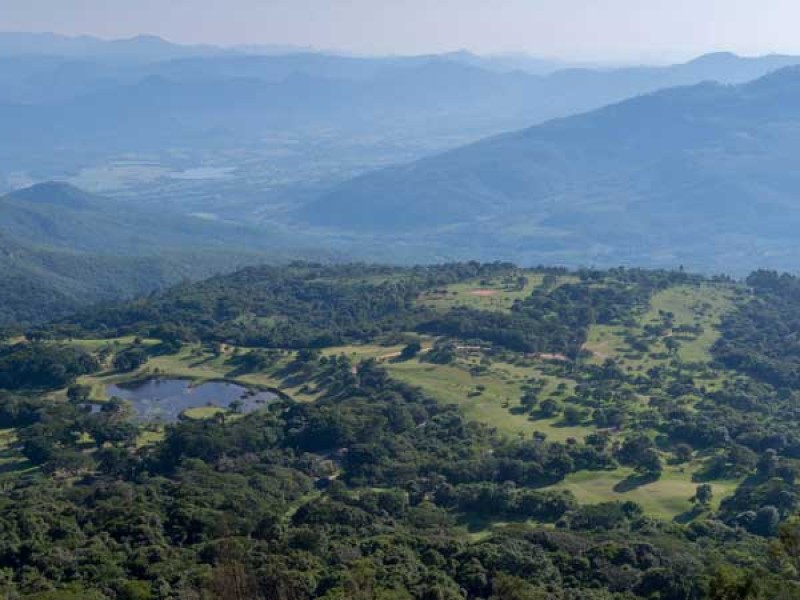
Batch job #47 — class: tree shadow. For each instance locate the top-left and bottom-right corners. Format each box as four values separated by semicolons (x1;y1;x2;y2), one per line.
189;356;218;368
674;506;706;525
0;453;33;475
613;471;660;493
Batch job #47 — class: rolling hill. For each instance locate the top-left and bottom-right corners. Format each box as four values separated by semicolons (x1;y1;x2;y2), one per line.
0;182;325;325
297;67;800;273
0;181;287;255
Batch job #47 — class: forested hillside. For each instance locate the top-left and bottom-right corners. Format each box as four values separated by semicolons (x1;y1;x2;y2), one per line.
0;263;799;598
298;67;800;272
0;182;325;326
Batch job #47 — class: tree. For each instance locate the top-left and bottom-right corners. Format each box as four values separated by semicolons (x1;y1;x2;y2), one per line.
665;336;680;356
113;347;148;372
563;405;587;425
637;448;663;477
752;506;781;537
708;567;761;600
66;384;91;404
520;391;538;413
757;449;779;478
674;443;693;464
400;341;422;361
692;484;713;508
539;398;561;418
489;574;550;600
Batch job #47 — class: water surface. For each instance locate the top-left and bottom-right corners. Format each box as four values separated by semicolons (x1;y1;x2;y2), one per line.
105;378;276;423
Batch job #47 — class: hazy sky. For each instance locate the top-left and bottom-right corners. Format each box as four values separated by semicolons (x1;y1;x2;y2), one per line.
2;0;799;61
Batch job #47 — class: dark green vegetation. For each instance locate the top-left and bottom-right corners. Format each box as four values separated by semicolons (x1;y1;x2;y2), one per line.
299;67;800;273
0;182;323;325
1;262;800;598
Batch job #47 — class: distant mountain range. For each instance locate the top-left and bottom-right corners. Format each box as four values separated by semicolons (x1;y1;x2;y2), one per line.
0;32;570;72
0;32;235;62
296;67;800;273
4;38;800;200
5;34;800;282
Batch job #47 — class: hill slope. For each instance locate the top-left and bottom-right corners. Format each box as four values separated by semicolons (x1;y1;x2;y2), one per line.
0;181;297;255
298;67;800;272
0;182;326;325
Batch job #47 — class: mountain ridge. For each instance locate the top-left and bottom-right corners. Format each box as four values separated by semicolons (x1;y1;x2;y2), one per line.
295;67;800;273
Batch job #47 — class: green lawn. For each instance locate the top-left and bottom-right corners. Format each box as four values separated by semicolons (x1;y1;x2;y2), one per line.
321;336;434;363
387;358;591;442
546;465;740;521
647;284;735;363
584;283;735;372
182;406;227;420
417;272;547;313
135;428;165;448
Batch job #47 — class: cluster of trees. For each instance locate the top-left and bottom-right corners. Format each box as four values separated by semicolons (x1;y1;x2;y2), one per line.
715;270;800;388
0;355;792;599
0;342;99;390
5;263;800;597
40;263;521;349
422;268;696;356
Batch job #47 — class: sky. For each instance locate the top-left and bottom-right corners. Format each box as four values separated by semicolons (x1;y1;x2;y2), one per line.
2;0;800;62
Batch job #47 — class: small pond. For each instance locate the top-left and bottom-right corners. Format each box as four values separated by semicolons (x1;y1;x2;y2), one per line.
105;379;277;423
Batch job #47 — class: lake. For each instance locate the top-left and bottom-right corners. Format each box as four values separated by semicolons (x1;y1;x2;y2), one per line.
105;378;277;423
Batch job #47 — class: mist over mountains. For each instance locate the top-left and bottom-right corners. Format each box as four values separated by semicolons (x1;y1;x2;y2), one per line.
4;32;800;208
298;67;800;272
3;32;800;300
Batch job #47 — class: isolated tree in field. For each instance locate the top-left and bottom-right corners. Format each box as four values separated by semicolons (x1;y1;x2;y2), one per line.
692;484;713;507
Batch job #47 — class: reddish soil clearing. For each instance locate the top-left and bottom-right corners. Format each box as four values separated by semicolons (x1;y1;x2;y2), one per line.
470;289;499;297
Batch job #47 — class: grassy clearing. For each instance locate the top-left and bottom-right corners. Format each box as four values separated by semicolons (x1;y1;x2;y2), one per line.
546;465;741;521
417;272;547;313
583;283;735;373
321;336;434;363
387;358;591;442
647;284;736;363
135;428;165;448
182;406;227;420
